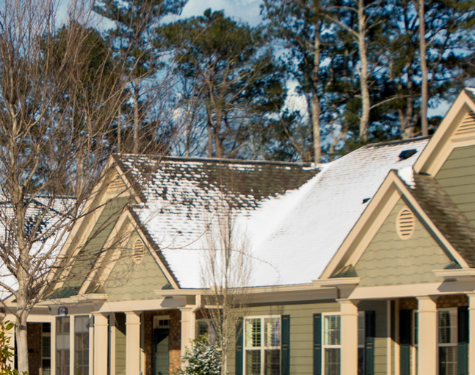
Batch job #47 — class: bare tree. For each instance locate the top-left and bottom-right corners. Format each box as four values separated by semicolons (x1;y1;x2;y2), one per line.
0;0;138;372
200;201;251;375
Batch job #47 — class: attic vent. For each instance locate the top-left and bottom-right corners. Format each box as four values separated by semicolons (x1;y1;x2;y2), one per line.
133;238;145;264
109;175;126;191
454;111;475;137
397;207;415;240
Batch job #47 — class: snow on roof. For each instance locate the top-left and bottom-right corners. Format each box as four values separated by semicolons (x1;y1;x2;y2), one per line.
121;138;428;288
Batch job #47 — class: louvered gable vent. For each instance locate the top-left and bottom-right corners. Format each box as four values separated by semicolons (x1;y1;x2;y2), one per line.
133;238;145;264
454;111;475;137
109;173;127;191
397;208;415;239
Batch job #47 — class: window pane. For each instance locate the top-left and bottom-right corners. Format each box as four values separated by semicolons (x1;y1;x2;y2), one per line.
265;350;280;375
438;311;457;344
246;350;261;375
75;316;90;375
357;312;365;347
246;319;261;348
325;348;340;375
358;347;364;375
264;318;281;347
324;316;341;346
439;347;457;375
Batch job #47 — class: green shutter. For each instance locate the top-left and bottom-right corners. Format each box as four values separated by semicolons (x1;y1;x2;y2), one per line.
313;314;322;375
281;315;290;375
236;318;243;375
458;307;469;375
365;311;375;375
399;310;412;375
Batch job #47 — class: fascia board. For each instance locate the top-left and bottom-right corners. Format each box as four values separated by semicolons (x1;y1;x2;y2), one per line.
414;91;475;174
392;176;470;269
126;208;181;290
320;171;401;279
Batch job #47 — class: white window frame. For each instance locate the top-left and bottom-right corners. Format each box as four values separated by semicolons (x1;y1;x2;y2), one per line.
322;313;341;375
437;308;458;375
153;315;170;329
243;315;281;375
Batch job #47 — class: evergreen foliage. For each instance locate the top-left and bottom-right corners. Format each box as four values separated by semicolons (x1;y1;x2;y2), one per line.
176;335;221;375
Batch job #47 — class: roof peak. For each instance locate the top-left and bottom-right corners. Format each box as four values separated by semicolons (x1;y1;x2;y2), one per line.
115;153;316;169
362;136;430;149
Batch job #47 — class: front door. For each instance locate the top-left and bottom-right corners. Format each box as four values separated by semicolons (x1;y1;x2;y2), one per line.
153;328;170;375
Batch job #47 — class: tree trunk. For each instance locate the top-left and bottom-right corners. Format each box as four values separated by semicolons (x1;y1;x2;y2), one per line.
358;0;370;142
419;0;428;136
133;79;140;154
15;296;29;374
311;24;322;163
311;97;321;163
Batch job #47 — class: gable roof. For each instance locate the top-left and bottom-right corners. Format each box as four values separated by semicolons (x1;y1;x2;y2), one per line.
116;139;429;288
405;174;475;267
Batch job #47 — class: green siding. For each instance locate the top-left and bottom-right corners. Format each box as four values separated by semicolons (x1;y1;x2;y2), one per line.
227;302;339;375
355;198;450;287
67;198;129;289
115;313;126;375
436;145;475;226
359;301;388;375
104;231;170;302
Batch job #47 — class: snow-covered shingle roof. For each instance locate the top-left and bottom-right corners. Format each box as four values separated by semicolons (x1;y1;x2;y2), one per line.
118;138;429;289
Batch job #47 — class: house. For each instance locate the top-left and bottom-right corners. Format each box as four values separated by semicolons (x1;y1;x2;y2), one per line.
4;88;475;375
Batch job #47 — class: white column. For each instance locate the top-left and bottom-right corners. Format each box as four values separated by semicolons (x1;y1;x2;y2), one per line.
338;299;358;375
70;315;75;375
93;313;109;375
179;308;196;359
125;311;141;375
468;293;475;375
51;317;57;375
417;296;437;375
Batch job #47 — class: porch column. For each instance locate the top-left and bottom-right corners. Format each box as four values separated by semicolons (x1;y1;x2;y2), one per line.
125;311;141;375
338;299;358;375
93;313;109;375
417;296;437;374
468;293;475;375
179;307;196;358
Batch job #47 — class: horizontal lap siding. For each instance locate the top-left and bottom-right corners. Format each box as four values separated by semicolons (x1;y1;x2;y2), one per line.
436;145;475;228
227;302;339;375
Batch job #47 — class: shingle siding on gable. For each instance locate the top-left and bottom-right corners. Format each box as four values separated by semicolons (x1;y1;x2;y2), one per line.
436;145;475;226
104;231;170;302
67;197;129;289
355;199;450;287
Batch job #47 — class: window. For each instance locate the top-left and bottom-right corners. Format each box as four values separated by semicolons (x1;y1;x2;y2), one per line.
42;323;51;375
196;319;216;342
322;315;341;375
74;316;90;375
244;316;281;375
56;317;70;375
438;309;457;375
153;315;170;329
